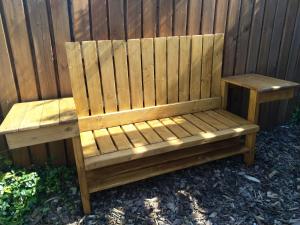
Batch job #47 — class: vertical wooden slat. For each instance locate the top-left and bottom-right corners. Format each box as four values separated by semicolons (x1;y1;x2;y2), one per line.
276;0;300;123
211;34;224;97
27;0;63;165
127;39;143;108
2;0;38;101
190;35;203;100
256;0;278;74
155;37;167;105
141;38;155;107
159;0;173;36
214;0;229;33
72;0;91;41
167;36;179;103
235;0;254;74
223;0;241;75
65;42;89;116
27;0;58;99
112;40;131;110
0;14;18;115
276;0;300;79
49;0;72;96
50;0;74;165
127;0;142;39
97;40;118;112
2;0;40;166
256;0;278;127
246;0;266;73
91;0;109;40
174;0;188;36
82;41;104;114
187;0;202;35
142;0;157;37
267;0;289;75
201;0;216;34
201;34;214;98
108;0;125;39
280;6;300;123
179;36;191;101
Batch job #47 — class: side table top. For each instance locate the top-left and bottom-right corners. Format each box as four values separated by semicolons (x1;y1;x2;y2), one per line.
222;74;300;92
0;98;77;135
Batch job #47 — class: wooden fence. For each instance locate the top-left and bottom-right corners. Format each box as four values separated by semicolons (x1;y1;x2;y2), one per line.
0;0;299;166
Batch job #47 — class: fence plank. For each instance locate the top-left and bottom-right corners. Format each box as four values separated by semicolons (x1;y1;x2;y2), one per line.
72;0;91;41
0;14;18;115
223;0;241;76
187;0;202;35
214;0;228;33
127;0;142;39
50;0;74;165
235;0;254;74
246;0;265;73
276;0;300;124
91;0;109;40
142;0;157;37
2;0;40;166
174;0;188;36
201;0;216;34
27;0;65;165
108;0;125;39
159;0;173;36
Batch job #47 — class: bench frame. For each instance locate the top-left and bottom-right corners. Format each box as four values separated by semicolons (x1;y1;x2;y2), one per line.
64;34;264;214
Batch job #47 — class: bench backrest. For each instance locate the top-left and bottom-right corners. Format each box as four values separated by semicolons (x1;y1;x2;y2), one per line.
66;34;224;131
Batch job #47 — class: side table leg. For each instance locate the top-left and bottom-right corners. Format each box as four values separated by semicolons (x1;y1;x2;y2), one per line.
244;90;259;165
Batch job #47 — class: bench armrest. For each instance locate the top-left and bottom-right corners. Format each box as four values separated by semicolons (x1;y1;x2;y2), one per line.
221;73;300;123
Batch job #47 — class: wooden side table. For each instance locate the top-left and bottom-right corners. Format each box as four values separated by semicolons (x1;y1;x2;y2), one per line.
221;74;300;124
221;74;300;164
0;98;79;149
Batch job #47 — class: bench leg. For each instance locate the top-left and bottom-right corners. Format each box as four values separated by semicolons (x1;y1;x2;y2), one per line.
244;133;256;166
72;136;91;214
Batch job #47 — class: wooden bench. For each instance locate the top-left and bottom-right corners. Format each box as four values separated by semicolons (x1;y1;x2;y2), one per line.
64;33;261;214
1;34;298;215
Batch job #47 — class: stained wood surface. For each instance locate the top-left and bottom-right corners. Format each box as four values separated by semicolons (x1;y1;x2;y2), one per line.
65;34;224;121
222;74;300;92
83;109;258;170
0;98;77;135
1;0;300;166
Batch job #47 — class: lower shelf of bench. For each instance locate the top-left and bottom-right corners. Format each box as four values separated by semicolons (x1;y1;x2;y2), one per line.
86;138;248;193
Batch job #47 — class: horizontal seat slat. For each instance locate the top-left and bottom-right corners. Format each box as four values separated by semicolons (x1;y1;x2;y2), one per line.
108;126;132;150
134;122;163;144
84;123;259;170
82;109;259;171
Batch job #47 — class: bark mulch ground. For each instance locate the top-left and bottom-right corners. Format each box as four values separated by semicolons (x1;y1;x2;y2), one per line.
27;123;300;225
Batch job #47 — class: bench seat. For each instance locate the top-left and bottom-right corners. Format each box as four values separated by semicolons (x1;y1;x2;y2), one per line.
82;109;259;171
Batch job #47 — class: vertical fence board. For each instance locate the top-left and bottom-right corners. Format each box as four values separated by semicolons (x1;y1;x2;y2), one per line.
127;0;142;39
214;0;228;33
108;0;125;39
201;0;216;34
159;0;173;36
142;0;157;37
91;0;109;40
2;0;40;166
187;0;202;35
72;0;91;41
246;0;265;73
276;0;299;124
0;14;18;115
174;0;188;36
50;0;74;165
223;0;241;76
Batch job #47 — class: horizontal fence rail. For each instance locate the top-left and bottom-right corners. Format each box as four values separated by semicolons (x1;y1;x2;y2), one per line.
0;0;299;166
